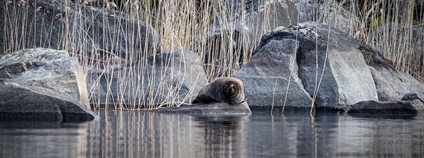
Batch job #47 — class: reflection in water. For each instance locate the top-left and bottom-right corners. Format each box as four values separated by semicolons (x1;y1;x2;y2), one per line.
192;116;247;158
84;111;249;158
85;111;196;158
0;111;424;158
0;121;88;158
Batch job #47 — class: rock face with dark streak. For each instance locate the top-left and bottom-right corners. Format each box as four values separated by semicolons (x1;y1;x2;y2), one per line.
233;39;313;108
236;22;378;110
235;22;424;115
0;0;160;59
0;48;96;122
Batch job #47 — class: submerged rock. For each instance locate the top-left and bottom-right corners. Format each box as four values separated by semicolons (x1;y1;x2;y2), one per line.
0;48;96;122
157;102;251;116
86;50;208;109
347;99;423;118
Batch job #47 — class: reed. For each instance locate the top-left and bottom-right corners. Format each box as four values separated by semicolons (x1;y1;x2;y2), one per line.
1;0;423;110
343;0;423;82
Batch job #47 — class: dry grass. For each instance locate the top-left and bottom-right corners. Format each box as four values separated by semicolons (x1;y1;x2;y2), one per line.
342;0;423;82
1;0;423;110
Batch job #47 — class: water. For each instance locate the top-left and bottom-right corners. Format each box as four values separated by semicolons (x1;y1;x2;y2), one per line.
1;110;424;158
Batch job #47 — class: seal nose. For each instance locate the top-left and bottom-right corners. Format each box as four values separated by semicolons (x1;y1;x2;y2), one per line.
228;83;236;93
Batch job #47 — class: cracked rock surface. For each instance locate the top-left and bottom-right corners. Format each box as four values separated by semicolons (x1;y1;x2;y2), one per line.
235;22;378;110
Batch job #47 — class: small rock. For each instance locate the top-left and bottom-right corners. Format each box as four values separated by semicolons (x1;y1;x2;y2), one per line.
347;100;422;118
157;102;251;116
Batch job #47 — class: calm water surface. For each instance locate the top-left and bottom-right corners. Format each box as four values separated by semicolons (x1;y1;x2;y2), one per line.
1;110;423;158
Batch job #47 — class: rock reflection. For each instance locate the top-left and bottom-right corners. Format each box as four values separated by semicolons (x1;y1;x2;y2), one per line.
83;111;249;158
85;111;198;158
192;115;248;157
0;121;88;158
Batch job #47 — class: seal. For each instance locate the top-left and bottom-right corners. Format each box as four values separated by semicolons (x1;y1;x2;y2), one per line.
192;77;246;105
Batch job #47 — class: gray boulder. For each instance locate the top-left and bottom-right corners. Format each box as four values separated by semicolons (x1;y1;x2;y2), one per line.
236;0;299;39
359;43;424;102
239;22;377;110
233;39;313;108
292;0;359;34
223;0;299;29
227;0;299;40
201;0;299;80
223;0;266;21
87;50;208;109
0;48;95;121
0;0;160;59
337;27;424;116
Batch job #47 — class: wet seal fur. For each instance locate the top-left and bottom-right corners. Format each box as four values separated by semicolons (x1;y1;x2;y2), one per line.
192;77;246;105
